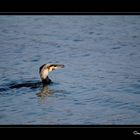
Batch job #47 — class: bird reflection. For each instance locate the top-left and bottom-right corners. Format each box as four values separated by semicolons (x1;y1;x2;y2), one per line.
36;84;66;103
36;85;54;101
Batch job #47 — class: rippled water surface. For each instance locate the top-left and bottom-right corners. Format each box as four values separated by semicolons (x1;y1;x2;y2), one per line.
0;16;140;124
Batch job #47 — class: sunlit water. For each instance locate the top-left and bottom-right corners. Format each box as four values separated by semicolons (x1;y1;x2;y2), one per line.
0;16;140;124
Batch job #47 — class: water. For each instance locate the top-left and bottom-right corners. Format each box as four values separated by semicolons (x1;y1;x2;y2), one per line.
0;16;140;124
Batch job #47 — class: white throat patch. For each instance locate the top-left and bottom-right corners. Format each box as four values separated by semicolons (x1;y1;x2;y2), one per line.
40;68;49;80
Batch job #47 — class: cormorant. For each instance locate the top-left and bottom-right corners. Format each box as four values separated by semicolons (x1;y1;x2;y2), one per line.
10;64;64;89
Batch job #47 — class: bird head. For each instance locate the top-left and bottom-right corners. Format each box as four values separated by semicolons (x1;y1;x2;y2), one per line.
39;64;64;81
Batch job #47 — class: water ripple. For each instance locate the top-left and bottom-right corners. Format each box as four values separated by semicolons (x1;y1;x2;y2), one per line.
0;16;140;124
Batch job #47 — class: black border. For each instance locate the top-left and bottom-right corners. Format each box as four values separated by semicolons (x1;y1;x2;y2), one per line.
0;12;140;15
0;1;140;12
0;125;140;137
0;2;140;137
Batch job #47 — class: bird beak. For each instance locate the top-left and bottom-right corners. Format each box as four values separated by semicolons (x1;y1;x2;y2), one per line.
53;64;65;70
55;64;65;69
49;64;65;71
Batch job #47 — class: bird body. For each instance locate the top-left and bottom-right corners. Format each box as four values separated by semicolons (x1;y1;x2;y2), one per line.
10;64;64;89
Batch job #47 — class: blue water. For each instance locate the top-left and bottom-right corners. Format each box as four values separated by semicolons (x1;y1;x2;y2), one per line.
0;16;140;124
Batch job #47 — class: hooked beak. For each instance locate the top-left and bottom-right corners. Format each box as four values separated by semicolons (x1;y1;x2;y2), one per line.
54;64;64;69
49;64;65;71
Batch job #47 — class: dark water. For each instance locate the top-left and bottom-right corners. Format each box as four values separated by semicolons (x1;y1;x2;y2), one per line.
0;16;140;124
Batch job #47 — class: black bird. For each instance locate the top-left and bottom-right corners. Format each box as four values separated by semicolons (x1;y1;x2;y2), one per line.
10;64;64;89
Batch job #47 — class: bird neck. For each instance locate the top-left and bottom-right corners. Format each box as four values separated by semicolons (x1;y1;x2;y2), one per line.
42;76;52;85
